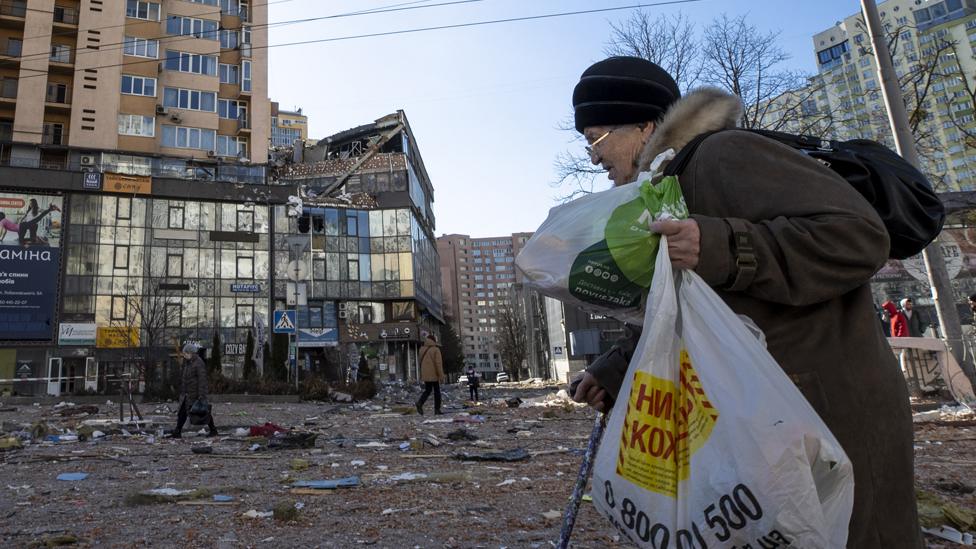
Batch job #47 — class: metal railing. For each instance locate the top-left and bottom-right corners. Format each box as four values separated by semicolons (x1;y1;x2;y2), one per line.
0;1;27;18
0;77;15;99
237;114;249;131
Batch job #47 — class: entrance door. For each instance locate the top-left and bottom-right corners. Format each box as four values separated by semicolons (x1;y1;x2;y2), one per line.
84;357;97;392
47;357;62;396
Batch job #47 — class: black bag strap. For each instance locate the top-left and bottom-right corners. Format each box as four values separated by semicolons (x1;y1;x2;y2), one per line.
420;347;430;364
662;131;721;176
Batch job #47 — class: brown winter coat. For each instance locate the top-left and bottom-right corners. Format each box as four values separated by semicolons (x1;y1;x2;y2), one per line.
419;339;444;382
180;354;209;402
590;88;920;547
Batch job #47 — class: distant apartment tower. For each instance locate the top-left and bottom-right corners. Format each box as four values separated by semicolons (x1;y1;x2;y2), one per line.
769;0;976;191
270;102;307;146
437;233;533;377
0;0;269;165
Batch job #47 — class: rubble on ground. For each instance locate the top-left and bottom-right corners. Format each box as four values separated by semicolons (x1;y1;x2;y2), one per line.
0;382;972;546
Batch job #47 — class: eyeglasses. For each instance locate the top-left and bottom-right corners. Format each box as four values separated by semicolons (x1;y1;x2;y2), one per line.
584;129;614;158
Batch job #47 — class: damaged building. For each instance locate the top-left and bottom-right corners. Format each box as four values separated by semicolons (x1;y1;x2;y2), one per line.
271;111;444;382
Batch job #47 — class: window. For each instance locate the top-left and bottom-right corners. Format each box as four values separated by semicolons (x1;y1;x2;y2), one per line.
118;114;155;137
219;29;238;49
164;50;218;76
123;36;158;58
126;0;160;20
161;125;216;150
113;245;129;269
237;256;253;278
165;303;181;328
348;259;359;280
50;44;70;63
46;83;67;103
216;135;246;157
236;210;253;232
117;197;131;220
241;60;251;91
217;99;247;119
236;304;253;327
163;87;216;111
168;205;184;228
219;63;239;84
166;16;218;40
189;0;218;5
167;254;183;277
121;75;156;97
111;296;127;320
241;26;251;57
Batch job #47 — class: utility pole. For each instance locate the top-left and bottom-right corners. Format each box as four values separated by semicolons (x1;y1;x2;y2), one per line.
861;0;976;384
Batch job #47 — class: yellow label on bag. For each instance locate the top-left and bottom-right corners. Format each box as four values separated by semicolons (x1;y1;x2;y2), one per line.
616;349;718;498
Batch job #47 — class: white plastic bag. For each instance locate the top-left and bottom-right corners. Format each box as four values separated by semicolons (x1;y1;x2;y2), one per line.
592;240;854;548
515;173;686;324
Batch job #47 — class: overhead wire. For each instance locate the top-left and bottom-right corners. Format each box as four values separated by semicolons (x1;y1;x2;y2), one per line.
9;0;487;69
9;0;703;82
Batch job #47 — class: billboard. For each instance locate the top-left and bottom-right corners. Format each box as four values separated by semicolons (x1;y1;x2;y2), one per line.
0;192;63;341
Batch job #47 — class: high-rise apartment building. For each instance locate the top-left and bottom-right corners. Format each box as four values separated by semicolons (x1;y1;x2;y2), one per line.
270;102;307;146
437;232;534;378
0;0;269;165
771;0;976;191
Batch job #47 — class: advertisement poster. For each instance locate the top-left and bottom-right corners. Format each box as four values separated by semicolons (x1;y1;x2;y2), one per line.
0;192;63;341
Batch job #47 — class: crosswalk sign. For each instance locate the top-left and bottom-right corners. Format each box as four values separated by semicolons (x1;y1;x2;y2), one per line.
273;310;297;334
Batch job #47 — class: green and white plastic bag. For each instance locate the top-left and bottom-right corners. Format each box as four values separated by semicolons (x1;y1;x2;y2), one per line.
591;238;854;548
515;173;687;324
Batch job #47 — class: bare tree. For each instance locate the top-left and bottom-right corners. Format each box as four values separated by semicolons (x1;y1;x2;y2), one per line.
110;281;182;396
605;11;703;91
553;11;818;199
702;14;806;130
493;297;527;382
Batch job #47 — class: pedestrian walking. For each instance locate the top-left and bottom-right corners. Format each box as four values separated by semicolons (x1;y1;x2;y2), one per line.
883;299;909;337
415;334;444;415
170;343;217;438
900;297;927;337
466;367;480;402
567;56;920;547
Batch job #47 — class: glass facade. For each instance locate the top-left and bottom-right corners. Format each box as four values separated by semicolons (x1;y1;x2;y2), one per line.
63;194;271;374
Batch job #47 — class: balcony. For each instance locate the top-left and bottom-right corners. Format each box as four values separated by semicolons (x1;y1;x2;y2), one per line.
0;121;11;142
0;77;15;102
0;41;21;63
53;5;79;26
0;0;26;20
45;87;70;110
42;125;66;146
236;114;250;134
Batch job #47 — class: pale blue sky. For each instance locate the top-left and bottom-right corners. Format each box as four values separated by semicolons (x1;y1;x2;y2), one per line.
268;0;862;237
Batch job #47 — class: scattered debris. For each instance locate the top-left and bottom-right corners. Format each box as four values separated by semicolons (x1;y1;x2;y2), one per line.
290;458;310;471
273;501;301;522
454;448;530;462
446;429;478;441
191;446;214;455
505;398;522;408
0;436;23;451
57;405;99;417
250;423;288;437
291;476;360;490
56;473;88;481
243;510;273;519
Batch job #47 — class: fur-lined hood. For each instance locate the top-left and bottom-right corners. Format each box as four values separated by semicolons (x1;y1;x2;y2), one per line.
637;87;743;172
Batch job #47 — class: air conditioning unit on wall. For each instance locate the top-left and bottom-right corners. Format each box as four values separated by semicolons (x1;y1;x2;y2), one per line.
155;104;168;115
338;310;347;319
80;155;96;166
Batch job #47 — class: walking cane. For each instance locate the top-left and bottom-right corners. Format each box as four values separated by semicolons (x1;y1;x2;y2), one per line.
556;411;607;549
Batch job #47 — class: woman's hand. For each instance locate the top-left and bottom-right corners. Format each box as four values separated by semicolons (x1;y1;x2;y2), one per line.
651;219;700;270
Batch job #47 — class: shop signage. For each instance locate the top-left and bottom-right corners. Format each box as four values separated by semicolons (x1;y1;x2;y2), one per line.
96;327;140;348
380;326;412;340
58;323;97;345
0;192;63;341
231;283;261;293
16;361;32;379
297;327;338;347
225;343;247;355
82;172;102;190
103;173;152;195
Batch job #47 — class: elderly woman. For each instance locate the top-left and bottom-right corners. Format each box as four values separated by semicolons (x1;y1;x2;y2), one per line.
170;343;217;438
569;57;918;547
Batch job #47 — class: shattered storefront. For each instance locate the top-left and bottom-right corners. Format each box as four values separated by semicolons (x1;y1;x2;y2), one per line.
871;227;976;328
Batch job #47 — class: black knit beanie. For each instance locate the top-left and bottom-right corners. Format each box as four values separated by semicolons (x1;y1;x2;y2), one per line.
572;56;681;133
